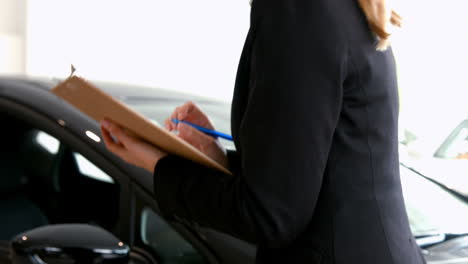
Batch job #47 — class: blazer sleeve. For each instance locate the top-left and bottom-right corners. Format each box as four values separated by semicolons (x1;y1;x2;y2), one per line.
154;0;347;248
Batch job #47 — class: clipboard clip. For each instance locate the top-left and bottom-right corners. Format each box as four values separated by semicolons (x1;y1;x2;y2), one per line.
69;64;76;78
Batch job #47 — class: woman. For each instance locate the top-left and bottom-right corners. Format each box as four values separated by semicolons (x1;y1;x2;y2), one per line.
101;0;426;263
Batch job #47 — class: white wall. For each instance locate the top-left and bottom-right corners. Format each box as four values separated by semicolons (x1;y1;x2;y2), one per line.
26;1;251;101
392;0;468;133
24;0;468;109
0;0;26;74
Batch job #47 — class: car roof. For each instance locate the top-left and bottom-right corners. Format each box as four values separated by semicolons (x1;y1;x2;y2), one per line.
0;75;227;105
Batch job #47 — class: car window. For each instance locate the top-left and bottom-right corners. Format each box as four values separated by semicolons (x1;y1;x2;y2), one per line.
73;152;114;183
437;122;468;159
34;130;115;183
141;208;206;264
444;128;468;159
35;131;60;154
0;104;123;243
26;128;120;230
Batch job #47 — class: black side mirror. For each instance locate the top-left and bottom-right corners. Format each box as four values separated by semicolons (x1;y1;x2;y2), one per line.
10;224;130;264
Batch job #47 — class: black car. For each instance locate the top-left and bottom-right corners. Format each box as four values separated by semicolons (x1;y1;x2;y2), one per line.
1;76;468;263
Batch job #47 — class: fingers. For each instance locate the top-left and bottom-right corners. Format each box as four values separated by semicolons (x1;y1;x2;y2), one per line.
101;119;136;145
164;101;215;131
101;119;141;161
176;102;192;120
177;123;214;152
100;124;126;156
180;101;210;127
164;118;172;131
164;117;178;131
177;123;227;166
100;118;168;173
173;101;194;121
390;10;402;27
165;101;193;131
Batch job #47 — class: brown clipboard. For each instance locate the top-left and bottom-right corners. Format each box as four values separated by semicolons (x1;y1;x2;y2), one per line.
51;76;231;175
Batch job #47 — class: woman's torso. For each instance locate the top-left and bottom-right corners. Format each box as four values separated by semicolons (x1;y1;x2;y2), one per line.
230;0;425;263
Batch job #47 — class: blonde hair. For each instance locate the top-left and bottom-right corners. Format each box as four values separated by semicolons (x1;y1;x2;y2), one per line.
357;0;402;51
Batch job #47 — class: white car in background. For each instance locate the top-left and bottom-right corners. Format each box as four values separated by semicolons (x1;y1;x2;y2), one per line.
400;117;468;197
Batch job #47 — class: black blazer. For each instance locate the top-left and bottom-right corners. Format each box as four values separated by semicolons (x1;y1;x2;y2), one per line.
154;0;425;263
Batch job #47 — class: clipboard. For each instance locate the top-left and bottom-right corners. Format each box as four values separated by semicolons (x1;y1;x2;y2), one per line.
51;76;231;175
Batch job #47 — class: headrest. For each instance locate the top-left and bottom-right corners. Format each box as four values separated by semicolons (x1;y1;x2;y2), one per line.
0;114;29;194
0;152;27;194
19;130;61;193
0;112;60;194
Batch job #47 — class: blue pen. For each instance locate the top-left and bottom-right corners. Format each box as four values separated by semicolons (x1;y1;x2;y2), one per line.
172;118;233;141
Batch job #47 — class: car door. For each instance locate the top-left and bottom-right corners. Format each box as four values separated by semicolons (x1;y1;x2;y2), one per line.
1;79;232;263
0;96;159;263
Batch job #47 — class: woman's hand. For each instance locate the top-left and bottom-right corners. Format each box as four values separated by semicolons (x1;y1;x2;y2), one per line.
100;118;167;173
165;101;228;168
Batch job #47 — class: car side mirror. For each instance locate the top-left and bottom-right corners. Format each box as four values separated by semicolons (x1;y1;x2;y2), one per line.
10;224;130;264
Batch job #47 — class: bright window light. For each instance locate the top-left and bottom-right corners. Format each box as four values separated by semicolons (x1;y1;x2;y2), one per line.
35;131;60;154
73;153;114;184
85;130;101;143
